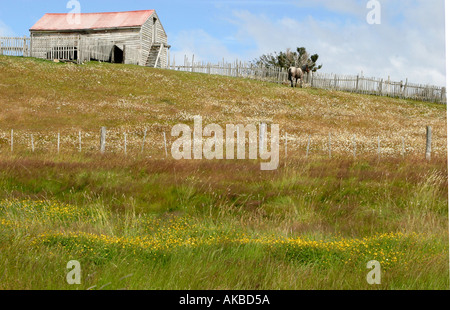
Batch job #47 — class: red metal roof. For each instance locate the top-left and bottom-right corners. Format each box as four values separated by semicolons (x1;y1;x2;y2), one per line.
30;10;155;31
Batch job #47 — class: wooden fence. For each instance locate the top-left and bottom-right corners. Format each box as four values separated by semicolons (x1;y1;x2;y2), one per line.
0;36;31;57
0;36;446;104
1;36;141;65
168;55;447;104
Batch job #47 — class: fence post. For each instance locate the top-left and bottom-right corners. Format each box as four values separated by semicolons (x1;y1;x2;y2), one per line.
379;79;383;95
31;134;35;152
79;130;82;153
387;76;391;96
100;127;107;154
328;133;331;159
377;136;380;160
259;122;266;156
403;78;408;98
23;36;27;56
352;135;356;158
306;135;311;159
285;132;288;158
402;137;405;158
57;132;60;154
355;75;359;92
425;126;432;161
163;132;168;157
441;87;446;104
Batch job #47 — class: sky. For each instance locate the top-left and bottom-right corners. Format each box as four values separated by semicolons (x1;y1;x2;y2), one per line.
0;0;446;86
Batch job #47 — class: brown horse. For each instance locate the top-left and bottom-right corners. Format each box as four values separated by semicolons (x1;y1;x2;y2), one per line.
288;65;310;88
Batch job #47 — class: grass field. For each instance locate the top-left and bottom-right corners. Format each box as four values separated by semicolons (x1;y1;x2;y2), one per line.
0;56;448;290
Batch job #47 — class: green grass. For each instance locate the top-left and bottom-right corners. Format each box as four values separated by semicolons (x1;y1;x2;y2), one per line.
0;156;448;289
0;56;448;289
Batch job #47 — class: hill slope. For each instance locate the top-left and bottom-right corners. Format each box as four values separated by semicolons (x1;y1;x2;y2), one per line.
0;56;448;290
0;56;446;157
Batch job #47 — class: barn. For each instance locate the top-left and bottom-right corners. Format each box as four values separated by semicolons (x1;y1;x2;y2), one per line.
29;10;170;67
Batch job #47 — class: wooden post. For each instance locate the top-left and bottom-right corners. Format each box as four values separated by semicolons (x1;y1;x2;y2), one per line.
355;75;359;92
79;130;82;153
163;132;168;157
259;122;266;156
379;79;383;95
377;136;380;160
402;137;405;158
403;78;408;98
100;127;106;154
328;133;331;159
192;54;195;73
425;126;432;161
387;76;391;96
167;49;170;69
285;132;288;158
306;135;311;159
352;135;356;158
142;129;147;154
31;134;35;152
236;125;240;147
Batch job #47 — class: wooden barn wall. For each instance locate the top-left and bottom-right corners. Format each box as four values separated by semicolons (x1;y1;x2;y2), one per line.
31;29;142;65
140;13;168;67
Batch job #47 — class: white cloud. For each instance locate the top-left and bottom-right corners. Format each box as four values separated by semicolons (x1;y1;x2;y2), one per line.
169;1;445;86
0;20;14;36
226;2;446;86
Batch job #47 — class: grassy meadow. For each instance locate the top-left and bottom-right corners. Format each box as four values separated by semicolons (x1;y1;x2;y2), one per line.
0;56;448;289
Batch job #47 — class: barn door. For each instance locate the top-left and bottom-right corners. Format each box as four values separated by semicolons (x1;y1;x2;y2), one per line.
152;17;157;43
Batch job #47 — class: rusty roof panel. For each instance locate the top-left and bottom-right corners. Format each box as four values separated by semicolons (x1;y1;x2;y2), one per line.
30;10;155;31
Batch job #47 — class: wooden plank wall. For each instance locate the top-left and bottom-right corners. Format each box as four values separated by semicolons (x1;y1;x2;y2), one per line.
140;13;169;67
31;30;142;65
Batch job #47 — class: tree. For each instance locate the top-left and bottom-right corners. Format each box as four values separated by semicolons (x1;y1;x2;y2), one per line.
253;47;323;72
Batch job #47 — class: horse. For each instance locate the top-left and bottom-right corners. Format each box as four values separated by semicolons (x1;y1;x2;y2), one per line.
288;65;310;88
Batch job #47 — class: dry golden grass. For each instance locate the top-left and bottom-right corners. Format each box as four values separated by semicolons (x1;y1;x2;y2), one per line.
0;56;446;158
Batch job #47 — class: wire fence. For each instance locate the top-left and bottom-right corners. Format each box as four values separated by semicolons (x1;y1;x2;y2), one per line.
0;126;443;162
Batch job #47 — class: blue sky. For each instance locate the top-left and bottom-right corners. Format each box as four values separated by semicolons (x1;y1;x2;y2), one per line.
0;0;446;86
